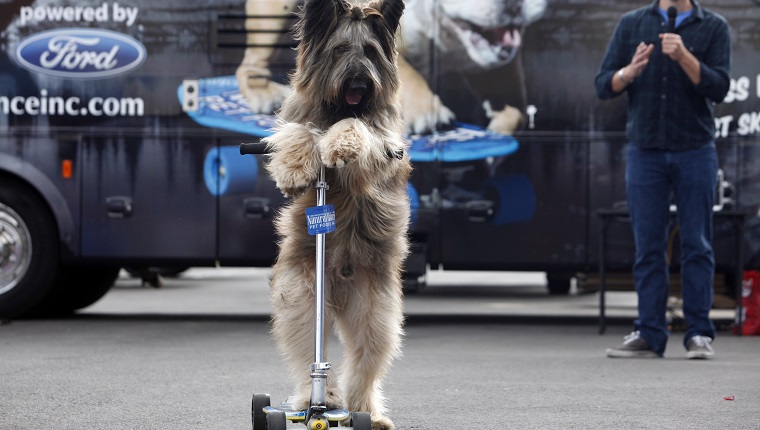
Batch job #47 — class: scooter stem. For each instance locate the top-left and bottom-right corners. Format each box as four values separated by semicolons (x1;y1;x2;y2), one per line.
310;164;330;408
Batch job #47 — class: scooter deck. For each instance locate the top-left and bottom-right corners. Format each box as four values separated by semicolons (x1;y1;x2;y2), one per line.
263;405;350;422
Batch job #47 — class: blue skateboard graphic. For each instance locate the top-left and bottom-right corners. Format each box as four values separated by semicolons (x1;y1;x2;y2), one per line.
407;123;518;162
178;76;276;138
180;76;534;224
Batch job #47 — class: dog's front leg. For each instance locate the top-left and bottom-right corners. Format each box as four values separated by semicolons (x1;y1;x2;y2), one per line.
263;122;322;197
319;118;408;194
318;118;369;169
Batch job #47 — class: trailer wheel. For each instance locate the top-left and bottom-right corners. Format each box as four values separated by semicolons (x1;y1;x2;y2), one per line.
0;182;59;319
124;266;190;278
546;272;573;295
60;266;120;311
31;266;121;315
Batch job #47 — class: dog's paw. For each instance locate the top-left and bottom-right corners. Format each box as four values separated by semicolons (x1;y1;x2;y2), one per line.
484;102;523;135
273;168;317;196
319;119;366;168
288;384;312;412
398;56;455;135
235;65;290;114
403;92;455;135
370;413;395;430
274;171;314;197
269;156;316;196
326;388;345;410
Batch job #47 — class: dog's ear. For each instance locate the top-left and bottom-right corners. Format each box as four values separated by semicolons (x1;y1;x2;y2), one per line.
379;0;404;34
298;0;348;42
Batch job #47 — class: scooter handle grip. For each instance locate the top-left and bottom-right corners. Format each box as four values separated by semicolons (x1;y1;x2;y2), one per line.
239;142;270;155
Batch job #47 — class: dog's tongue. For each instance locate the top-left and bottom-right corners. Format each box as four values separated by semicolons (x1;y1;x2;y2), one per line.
346;90;363;106
346;80;367;106
497;28;521;50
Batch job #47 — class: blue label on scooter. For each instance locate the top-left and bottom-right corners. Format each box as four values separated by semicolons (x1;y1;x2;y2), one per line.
306;205;336;235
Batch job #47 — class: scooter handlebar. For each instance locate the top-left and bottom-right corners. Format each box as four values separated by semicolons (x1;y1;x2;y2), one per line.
239;142;270;155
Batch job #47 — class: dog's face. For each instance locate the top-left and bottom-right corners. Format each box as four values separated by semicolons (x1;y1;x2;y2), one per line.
433;0;546;69
291;0;404;121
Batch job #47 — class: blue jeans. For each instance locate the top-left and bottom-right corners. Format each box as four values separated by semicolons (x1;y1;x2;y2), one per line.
626;145;717;356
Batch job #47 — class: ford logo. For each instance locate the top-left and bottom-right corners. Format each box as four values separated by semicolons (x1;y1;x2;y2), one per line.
15;28;146;79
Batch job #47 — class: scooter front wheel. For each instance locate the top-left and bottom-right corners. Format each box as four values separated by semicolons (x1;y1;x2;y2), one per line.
307;415;329;430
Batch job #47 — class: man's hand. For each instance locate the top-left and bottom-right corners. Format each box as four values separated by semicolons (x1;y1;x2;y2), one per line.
660;33;689;62
627;42;655;79
659;33;701;84
612;42;654;93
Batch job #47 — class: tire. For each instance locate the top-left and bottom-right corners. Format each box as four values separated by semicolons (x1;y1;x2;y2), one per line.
125;266;190;278
402;277;421;294
0;181;59;319
30;266;121;315
349;412;371;430
252;393;271;430
546;272;573;295
266;411;287;430
153;267;189;278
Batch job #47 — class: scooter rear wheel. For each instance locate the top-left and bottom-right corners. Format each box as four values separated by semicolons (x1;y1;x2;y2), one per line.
252;393;270;429
349;412;371;430
266;411;287;430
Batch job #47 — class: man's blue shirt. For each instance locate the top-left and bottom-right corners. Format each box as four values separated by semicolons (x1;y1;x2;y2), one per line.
595;0;731;150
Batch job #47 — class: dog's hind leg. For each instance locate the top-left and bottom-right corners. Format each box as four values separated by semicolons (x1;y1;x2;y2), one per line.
334;268;404;430
269;261;343;412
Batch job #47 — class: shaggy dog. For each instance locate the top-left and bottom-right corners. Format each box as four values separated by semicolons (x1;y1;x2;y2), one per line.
261;0;410;428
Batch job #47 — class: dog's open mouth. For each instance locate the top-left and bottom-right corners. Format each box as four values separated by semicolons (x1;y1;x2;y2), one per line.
488;26;522;53
344;79;369;106
452;19;522;65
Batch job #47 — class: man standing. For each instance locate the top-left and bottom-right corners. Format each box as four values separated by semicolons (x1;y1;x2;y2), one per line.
595;0;731;359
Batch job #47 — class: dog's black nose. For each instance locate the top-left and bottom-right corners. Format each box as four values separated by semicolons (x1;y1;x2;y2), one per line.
350;80;368;92
345;79;369;106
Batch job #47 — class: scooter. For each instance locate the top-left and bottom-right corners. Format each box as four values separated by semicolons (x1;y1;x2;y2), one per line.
240;142;372;430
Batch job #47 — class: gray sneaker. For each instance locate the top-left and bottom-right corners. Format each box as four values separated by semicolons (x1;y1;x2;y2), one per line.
686;335;715;359
606;331;659;358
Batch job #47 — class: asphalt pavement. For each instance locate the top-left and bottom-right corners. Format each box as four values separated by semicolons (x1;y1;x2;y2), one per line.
1;268;758;429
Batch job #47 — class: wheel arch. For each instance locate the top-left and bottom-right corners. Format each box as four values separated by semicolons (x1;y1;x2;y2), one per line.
0;153;76;257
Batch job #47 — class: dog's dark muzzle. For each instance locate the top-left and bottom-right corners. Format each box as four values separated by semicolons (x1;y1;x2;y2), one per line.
344;79;370;106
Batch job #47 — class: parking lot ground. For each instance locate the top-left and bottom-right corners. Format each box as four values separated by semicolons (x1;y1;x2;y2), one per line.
1;268;757;429
85;268;736;325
